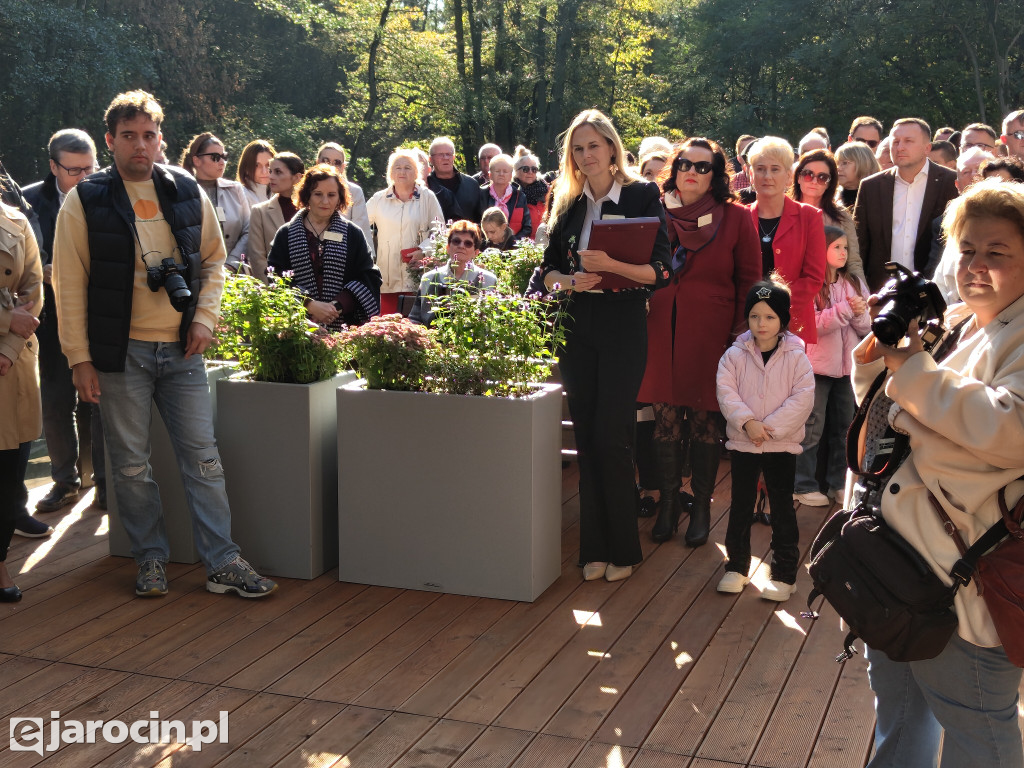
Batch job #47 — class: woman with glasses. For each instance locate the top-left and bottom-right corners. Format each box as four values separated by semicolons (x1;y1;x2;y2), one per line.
266;165;380;329
540;109;672;583
180;133;250;272
638;138;761;547
408;220;497;326
366;149;444;316
746;136;826;345
513;147;548;239
834;141;881;209
236;139;275;207
790;148;864;283
316;143;372;257
478;154;530;240
248;152;304;282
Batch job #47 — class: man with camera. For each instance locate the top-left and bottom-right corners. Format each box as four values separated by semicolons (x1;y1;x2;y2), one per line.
52;90;277;599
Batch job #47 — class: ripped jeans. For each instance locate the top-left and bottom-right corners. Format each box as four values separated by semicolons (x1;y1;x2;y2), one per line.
97;340;239;573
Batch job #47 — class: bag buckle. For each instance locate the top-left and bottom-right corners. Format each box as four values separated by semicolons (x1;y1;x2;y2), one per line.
950;558;975;587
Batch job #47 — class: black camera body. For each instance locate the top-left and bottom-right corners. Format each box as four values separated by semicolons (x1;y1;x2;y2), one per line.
146;256;192;313
871;262;946;346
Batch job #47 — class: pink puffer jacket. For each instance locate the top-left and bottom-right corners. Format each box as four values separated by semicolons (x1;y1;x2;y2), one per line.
805;277;871;378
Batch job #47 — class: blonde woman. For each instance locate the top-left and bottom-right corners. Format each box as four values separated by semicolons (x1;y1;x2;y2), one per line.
366;149;444;315
834;141;881;209
539;109;672;583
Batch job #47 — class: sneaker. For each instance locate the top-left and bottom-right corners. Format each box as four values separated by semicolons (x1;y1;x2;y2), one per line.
207;556;277;598
716;571;750;593
36;482;81;512
762;580;797;602
13;515;54;538
793;491;830;507
136;560;168;597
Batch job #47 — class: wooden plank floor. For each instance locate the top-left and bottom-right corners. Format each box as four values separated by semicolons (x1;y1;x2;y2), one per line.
2;459;1016;767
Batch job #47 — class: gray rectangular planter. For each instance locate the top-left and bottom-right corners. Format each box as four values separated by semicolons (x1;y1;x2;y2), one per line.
107;363;235;564
216;372;356;579
337;380;563;602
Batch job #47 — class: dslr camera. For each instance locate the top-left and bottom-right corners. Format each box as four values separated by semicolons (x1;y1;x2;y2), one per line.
145;251;192;312
871;262;946;346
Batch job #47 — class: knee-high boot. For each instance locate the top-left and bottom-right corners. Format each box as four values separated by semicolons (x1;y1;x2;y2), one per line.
685;441;720;547
651;441;682;542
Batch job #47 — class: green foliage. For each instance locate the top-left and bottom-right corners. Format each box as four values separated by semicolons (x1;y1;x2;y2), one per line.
206;273;349;384
339;313;439;391
474;240;546;296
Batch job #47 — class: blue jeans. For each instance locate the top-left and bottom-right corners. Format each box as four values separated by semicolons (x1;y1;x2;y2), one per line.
97;340;238;573
794;374;854;494
866;635;1024;768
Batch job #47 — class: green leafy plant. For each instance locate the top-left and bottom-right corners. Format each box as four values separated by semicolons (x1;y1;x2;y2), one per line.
405;218;449;287
338;313;438;391
206;272;349;384
473;239;545;296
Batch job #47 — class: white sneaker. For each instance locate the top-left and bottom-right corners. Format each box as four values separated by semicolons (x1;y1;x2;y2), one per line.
793;491;830;507
716;571;750;593
762;580;797;602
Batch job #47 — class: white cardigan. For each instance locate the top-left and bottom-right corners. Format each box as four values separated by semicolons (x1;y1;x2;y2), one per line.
366;185;444;293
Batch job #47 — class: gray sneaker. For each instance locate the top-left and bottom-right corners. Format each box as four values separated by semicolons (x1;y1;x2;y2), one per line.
206;556;277;598
136;560;168;597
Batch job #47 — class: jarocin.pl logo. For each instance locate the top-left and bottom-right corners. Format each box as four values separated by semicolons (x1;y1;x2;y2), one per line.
10;711;229;756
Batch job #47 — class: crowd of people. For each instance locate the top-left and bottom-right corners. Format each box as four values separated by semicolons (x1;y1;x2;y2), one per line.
2;88;1024;767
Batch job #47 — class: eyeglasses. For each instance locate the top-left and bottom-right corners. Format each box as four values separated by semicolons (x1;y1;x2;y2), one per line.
448;236;477;248
1010;131;1024;141
517;166;539;173
963;141;995;151
54;159;97;177
431;152;454;159
196;152;228;163
798;169;832;184
321;158;345;167
854;138;880;149
676;159;713;174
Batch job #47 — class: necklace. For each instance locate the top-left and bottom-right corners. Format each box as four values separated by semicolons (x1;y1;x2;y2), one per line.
758;217;780;243
305;215;330;257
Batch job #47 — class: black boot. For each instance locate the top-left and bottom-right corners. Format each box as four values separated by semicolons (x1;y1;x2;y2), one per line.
651;441;682;542
685;441;720;547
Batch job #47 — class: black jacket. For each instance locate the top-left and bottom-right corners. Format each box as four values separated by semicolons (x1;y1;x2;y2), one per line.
427;170;481;222
23;174;61;327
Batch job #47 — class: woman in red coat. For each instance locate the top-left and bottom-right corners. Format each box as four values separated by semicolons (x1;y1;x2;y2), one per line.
638;138;761;546
746;137;826;344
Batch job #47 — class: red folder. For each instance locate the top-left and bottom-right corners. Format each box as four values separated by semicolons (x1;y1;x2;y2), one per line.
587;217;661;290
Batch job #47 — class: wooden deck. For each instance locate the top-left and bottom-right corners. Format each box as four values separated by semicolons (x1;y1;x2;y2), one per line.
1;459;900;767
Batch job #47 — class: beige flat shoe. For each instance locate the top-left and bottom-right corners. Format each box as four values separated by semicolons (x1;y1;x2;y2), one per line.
605;564;633;582
583;562;608;581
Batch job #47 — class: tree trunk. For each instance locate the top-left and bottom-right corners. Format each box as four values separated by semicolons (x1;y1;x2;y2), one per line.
467;0;485;148
546;0;580;153
532;3;549;158
453;0;474;166
352;0;393;183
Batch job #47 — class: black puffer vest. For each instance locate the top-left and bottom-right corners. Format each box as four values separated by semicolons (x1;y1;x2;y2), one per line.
76;164;204;372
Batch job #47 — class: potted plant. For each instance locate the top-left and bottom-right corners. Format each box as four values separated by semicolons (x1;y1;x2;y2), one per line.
335;285;564;602
212;271;356;579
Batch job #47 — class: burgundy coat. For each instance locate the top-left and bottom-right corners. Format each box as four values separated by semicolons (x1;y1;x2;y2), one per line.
638;200;761;411
748;196;826;345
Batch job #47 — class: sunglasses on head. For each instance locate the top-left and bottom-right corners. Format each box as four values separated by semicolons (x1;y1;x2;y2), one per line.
196;152;228;163
677;159;713;174
448;236;477;248
798;169;831;184
854;138;879;149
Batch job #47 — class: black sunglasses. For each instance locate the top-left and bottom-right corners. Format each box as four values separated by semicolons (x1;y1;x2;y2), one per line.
517;166;539;173
196;152;228;163
854;138;879;149
448;236;477;248
321;158;345;167
676;159;713;174
798;169;831;184
1011;131;1024;141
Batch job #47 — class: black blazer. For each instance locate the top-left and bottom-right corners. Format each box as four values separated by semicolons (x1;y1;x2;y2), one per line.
22;174;59;261
541;180;672;291
853;162;958;292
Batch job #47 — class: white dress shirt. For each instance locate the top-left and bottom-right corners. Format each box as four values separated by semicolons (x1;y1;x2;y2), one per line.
890;159;930;271
578;179;622;251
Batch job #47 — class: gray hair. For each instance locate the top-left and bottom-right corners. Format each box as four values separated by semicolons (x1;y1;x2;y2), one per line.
429;136;456;156
958;146;995;172
48;128;96;160
477;143;501;160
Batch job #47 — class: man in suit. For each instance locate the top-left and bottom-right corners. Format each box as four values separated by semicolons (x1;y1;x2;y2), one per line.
854;118;958;292
23;129;106;514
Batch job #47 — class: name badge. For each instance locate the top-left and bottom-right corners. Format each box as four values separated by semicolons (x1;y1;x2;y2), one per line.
698;213;713;228
324;231;345;243
215;206;226;223
602;214;625;220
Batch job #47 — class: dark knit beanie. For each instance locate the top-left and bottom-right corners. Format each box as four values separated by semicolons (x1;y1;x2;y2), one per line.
744;280;791;330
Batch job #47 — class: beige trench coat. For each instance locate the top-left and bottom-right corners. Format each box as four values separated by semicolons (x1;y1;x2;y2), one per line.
0;203;43;450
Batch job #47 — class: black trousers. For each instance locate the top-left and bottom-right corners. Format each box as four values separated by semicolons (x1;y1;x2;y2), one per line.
0;442;30;562
726;450;799;583
560;292;647;567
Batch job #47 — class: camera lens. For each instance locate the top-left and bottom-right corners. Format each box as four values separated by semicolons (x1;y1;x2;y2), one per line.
164;273;191;312
871;309;907;347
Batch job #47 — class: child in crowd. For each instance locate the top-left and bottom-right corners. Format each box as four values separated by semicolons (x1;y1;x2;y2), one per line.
480;206;516;251
793;226;871;507
716;276;815;601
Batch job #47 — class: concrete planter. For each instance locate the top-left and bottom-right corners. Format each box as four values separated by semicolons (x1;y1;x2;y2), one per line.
337;380;562;602
216;372;356;579
107;363;235;564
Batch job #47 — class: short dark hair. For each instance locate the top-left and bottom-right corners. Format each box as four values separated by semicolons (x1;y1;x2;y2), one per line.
48;129;95;160
962;123;998;142
930;140;958;164
295;163;351;211
272;152;305;177
849;116;883;137
448;219;483;250
981;157;1024;183
892;118;932;140
934;126;956;140
662;138;734;204
735;134;757;158
104;90;164;136
790;149;842;221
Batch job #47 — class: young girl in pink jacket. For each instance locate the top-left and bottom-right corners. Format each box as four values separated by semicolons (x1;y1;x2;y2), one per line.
793;226;871;507
715;276;815;601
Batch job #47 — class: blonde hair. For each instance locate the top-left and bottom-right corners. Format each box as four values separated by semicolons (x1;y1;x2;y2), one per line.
487;154;514;174
548;109;643;230
386;148;425;187
834;141;881;186
747;136;795;171
481;206;508;228
944;178;1024;247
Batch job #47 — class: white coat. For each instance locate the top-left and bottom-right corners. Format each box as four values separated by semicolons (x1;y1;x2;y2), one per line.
366;185;444;293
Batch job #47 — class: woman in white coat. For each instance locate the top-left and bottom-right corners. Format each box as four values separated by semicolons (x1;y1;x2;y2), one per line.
854;179;1024;768
366;148;444;315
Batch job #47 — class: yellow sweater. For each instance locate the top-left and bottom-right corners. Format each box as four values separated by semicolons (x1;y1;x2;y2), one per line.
53;177;227;366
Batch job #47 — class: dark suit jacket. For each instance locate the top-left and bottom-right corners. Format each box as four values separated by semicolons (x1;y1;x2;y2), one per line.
853;161;958;292
427;170;480;223
22;174;59;262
